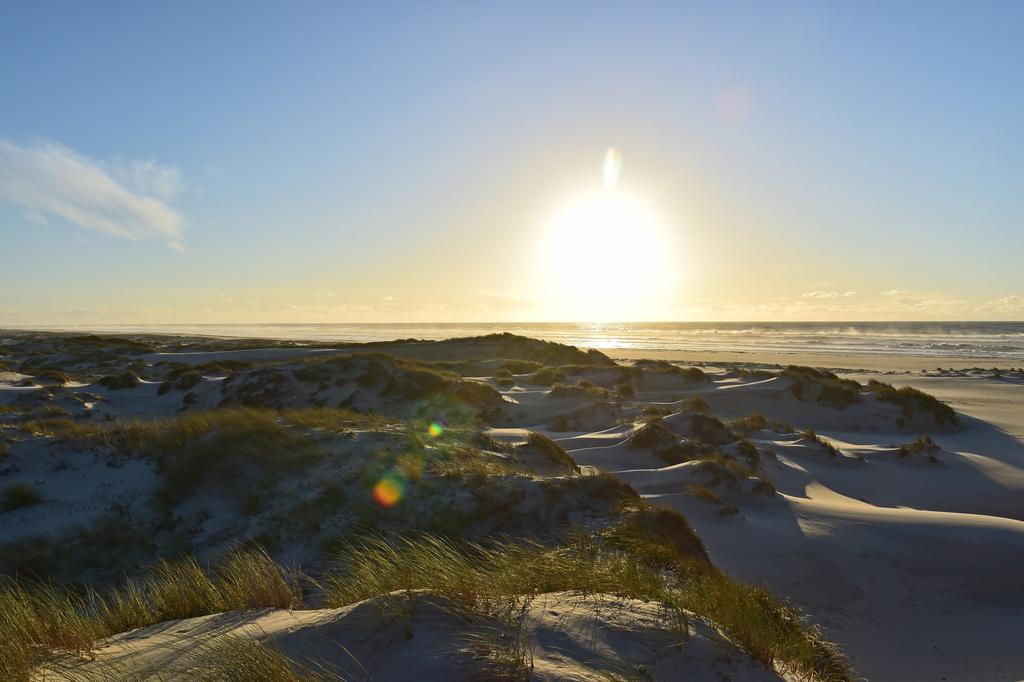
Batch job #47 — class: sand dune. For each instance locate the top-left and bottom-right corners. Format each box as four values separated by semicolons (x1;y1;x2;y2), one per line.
45;592;782;681
3;332;1023;679
560;371;1024;681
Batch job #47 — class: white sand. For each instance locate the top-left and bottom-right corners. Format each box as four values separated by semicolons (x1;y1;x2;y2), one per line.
559;371;1024;681
45;592;781;681
9;336;1024;679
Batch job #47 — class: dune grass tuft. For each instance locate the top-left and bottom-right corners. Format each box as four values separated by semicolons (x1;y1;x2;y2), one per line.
322;534;853;682
18;408;332;507
0;578;100;681
730;413;794;435
635;360;707;383
195;636;325;681
524;431;580;474
0;536;852;682
784;366;860;409
0;547;301;681
601;501;709;565
867;381;957;427
548;381;614;401
527;365;566;385
2;483;41;512
897;434;941;463
97;371;142;390
800;429;840;457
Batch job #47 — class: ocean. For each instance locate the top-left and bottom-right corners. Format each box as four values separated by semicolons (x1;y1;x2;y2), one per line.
18;322;1024;362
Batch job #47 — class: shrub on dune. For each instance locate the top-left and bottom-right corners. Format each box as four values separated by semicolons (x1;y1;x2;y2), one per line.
690;413;735;445
636;359;705;379
19;367;73;385
730;413;794;435
1;483;41;512
528;366;566;385
0;578;99;680
448;379;503;409
681;395;710;415
897;434;941;463
685;483;739;516
547;380;613;401
0;536;853;682
20;408;327;506
498;359;543;374
0;547;302;681
165;360;251;381
97;371;141;390
733;367;778;380
523;431;580;474
615;380;635;398
601;501;709;565
867;381;957;427
799;429;840;458
322;534;852;682
783;366;860;409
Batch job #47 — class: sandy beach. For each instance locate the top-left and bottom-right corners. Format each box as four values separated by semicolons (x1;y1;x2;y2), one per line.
558;352;1024;680
2;330;1022;680
602;347;1024;373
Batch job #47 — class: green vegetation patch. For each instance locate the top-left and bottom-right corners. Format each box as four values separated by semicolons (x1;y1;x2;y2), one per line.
897;434;941;463
523;431;580;474
783;366;861;409
628;417;706;464
17;367;73;385
527;365;566;385
729;413;794;435
635;359;707;383
867;381;957;427
2;483;41;512
601;501;709;565
547;380;614;401
800;429;840;458
97;371;142;390
0;547;300;680
322;534;853;682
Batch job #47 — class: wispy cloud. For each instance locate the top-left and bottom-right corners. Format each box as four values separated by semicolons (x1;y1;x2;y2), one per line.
112;158;181;201
801;290;857;299
0;138;185;251
978;295;1024;313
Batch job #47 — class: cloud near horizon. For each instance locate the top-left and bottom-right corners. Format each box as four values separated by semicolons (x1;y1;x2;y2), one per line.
0;138;185;251
801;290;857;299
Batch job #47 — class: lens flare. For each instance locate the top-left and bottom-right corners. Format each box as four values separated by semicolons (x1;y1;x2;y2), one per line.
372;471;406;507
603;147;621;190
428;421;444;437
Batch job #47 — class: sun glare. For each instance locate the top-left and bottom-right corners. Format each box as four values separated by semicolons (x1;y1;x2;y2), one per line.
538;150;677;320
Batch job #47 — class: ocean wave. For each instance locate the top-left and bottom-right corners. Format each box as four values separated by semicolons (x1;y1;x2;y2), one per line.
21;322;1024;361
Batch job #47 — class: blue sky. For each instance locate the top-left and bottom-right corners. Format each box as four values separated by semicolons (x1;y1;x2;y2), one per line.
2;1;1022;323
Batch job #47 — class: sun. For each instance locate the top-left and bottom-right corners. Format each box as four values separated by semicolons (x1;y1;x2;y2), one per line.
537;150;677;321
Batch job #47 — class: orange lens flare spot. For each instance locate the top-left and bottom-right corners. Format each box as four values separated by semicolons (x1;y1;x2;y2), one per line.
372;473;406;507
428;422;444;437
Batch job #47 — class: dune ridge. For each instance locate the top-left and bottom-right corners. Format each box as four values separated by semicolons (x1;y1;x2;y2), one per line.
1;331;1021;680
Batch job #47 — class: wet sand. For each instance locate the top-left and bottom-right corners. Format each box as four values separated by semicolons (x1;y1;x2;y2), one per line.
600;348;1023;373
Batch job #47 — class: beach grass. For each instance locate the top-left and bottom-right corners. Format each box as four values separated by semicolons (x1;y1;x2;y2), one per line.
322;534;853;682
0;547;300;681
1;483;41;512
868;380;957;427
